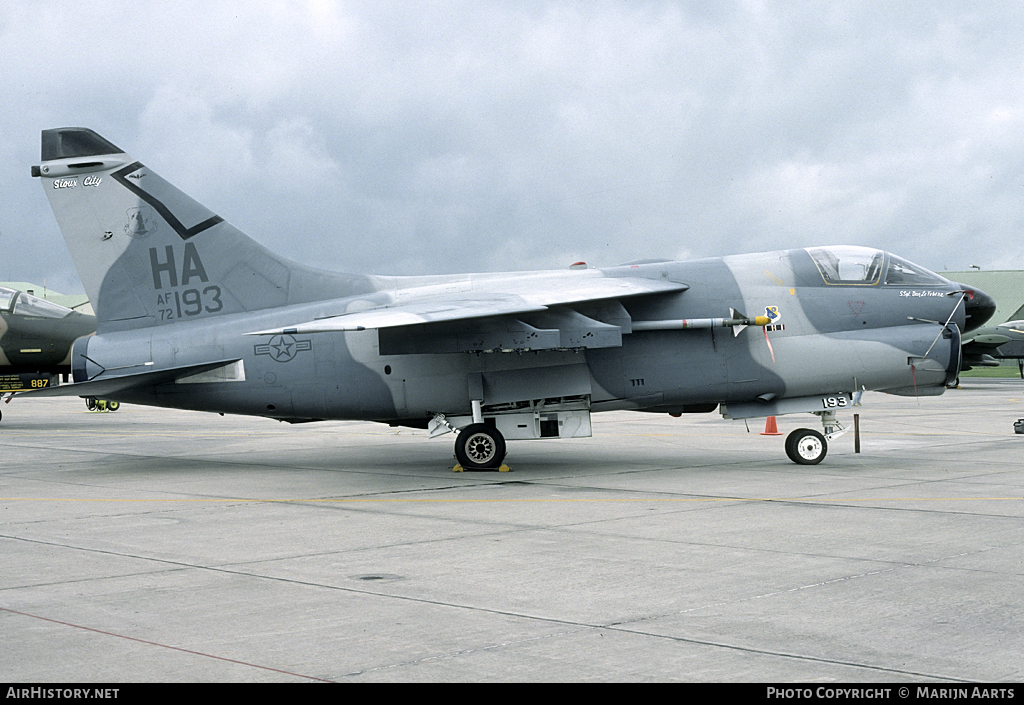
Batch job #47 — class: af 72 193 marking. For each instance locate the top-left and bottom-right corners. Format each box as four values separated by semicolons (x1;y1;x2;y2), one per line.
156;286;223;320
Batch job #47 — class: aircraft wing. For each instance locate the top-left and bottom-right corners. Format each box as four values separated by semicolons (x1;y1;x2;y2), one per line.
248;275;688;355
959;332;1008;369
962;333;1010;349
252;293;551;334
15;359;242;398
250;276;688;335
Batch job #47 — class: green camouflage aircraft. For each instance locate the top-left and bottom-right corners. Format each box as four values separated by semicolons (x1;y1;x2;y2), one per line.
0;284;96;419
962;319;1024;377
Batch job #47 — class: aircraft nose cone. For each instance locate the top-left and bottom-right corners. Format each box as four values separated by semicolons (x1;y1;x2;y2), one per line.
959;284;997;332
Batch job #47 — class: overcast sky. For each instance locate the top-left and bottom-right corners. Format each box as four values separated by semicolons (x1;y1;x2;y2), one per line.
2;1;1023;294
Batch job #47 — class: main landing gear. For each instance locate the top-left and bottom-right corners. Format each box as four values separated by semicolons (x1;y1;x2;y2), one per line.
454;423;508;470
430;413;510;471
783;410;846;465
85;397;120;412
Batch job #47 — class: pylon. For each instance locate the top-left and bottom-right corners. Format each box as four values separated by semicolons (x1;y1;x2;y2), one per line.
761;416;783;436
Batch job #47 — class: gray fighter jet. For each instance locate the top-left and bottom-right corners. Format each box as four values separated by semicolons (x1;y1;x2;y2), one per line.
22;127;996;466
0;283;96;419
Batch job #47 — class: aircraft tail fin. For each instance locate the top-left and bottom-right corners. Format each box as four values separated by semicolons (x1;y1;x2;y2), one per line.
34;127;370;332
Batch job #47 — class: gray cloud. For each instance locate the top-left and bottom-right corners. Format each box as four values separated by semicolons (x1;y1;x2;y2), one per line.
2;1;1023;293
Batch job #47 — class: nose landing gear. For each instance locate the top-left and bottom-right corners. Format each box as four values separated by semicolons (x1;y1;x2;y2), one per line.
784;410;848;465
785;428;827;464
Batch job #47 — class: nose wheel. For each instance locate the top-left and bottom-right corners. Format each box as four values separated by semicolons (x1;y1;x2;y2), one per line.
785;428;827;465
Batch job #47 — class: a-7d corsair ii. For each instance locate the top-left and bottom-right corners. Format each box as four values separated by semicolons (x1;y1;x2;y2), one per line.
24;127;995;467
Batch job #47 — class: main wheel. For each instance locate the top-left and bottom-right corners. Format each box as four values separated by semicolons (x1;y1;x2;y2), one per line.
455;424;507;469
107;401;120;411
785;428;827;465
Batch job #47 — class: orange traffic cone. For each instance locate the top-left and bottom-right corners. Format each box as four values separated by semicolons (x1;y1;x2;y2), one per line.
761;416;783;436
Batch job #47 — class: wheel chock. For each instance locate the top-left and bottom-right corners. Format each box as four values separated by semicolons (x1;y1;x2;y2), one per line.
761;416;783;436
452;464;512;472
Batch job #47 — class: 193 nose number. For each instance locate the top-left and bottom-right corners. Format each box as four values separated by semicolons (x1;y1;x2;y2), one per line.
821;395;850;409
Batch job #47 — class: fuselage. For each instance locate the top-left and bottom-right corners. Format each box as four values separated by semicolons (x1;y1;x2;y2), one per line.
70;246;990;425
29;127;997;465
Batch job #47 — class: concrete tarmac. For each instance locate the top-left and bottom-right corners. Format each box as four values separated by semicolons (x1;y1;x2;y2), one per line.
2;381;1023;682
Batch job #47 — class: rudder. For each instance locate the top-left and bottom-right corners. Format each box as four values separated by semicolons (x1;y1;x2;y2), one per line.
34;127;365;333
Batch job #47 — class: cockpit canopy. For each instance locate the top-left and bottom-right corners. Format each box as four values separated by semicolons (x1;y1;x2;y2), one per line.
0;286;75;319
806;246;948;287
